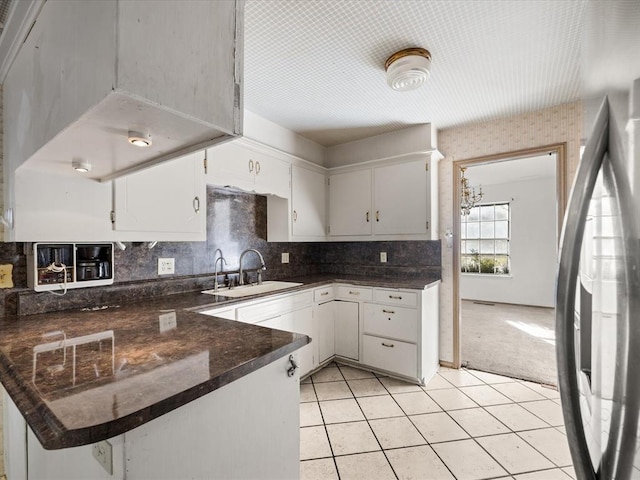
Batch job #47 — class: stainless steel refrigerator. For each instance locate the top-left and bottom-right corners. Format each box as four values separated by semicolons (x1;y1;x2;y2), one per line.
556;3;640;478
556;79;640;480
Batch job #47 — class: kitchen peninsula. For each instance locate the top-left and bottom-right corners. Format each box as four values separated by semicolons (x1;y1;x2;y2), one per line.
0;291;309;480
0;274;439;479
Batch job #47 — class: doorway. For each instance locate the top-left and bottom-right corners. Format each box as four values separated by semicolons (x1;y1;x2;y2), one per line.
452;144;567;386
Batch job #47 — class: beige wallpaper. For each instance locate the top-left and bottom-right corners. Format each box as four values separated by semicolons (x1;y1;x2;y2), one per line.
436;101;582;364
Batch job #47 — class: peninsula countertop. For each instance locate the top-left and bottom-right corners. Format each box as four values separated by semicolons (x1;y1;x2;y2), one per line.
0;274;439;450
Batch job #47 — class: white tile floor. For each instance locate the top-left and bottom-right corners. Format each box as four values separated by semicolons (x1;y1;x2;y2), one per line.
300;363;575;480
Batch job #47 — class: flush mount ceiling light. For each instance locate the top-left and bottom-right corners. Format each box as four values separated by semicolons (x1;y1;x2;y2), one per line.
128;130;152;147
72;158;91;173
384;47;432;92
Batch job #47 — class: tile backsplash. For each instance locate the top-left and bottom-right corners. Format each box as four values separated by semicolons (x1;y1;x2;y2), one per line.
0;187;440;316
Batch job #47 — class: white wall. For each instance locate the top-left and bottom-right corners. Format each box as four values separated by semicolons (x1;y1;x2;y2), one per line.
437;101;582;364
460;176;557;307
244;110;326;166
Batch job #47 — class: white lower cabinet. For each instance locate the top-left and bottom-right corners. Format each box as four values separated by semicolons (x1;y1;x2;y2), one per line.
203;290;316;377
259;307;314;377
334;300;359;360
315;300;335;364
362;335;417;378
200;281;439;385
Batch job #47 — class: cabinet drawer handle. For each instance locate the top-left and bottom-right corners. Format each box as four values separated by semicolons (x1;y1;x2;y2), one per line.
293;210;298;222
366;211;370;222
249;159;254;173
382;309;395;314
381;342;395;348
348;291;361;296
256;161;261;175
193;196;200;213
389;295;402;300
320;291;329;296
376;210;380;222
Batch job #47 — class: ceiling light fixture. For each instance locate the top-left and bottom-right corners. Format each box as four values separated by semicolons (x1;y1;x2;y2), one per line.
384;47;432;92
128;130;152;147
72;158;91;173
460;167;484;216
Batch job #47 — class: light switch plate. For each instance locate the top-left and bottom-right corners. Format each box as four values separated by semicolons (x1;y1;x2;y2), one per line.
380;252;387;263
281;252;290;264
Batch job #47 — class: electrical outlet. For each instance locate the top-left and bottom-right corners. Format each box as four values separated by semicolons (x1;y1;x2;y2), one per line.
380;252;387;263
158;258;175;275
159;311;177;332
281;252;290;264
92;440;113;475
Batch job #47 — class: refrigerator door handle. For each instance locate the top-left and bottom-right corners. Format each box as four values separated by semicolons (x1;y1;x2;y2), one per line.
599;99;640;480
556;97;609;480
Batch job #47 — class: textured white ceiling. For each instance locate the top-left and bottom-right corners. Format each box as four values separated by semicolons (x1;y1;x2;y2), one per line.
244;0;587;147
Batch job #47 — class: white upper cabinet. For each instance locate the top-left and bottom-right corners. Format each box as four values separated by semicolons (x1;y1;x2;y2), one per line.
10;151;206;242
373;159;430;235
207;140;290;199
328;169;372;236
112;151;206;241
291;165;327;238
328;155;437;240
3;0;242;182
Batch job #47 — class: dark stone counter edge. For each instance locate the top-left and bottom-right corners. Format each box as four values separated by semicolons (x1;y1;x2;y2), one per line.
0;334;308;450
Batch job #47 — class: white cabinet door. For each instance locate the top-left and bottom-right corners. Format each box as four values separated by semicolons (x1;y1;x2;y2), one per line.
112;151;205;239
253;151;291;198
12;168;113;242
292;165;326;238
315;300;335;363
207;141;255;192
207;141;290;198
334;300;359;360
260;307;314;376
374;159;429;235
328;169;372;236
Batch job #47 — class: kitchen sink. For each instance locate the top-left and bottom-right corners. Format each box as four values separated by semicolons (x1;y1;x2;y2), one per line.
202;281;303;298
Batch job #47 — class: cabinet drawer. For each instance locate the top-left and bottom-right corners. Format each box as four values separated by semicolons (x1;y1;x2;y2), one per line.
374;289;417;307
237;291;312;323
362;335;417;378
336;285;373;301
314;286;335;302
363;304;417;343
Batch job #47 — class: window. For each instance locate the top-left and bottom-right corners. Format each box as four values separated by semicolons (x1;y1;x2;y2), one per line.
461;203;510;274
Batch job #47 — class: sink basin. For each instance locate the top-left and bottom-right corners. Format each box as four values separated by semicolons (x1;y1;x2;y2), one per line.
202;281;303;298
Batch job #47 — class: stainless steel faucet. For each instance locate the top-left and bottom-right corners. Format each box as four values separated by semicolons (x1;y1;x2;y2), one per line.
238;249;266;286
213;249;227;292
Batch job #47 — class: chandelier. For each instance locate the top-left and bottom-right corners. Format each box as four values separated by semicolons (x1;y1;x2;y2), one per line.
460;167;484;216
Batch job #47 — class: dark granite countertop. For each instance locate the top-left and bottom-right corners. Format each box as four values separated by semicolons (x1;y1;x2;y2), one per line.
0;274;438;450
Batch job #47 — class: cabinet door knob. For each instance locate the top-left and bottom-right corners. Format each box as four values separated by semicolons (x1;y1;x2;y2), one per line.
293;210;298;222
382;309;395;314
320;291;329;296
256;161;261;175
366;211;370;222
389;295;402;300
348;291;360;296
249;159;254;173
193;196;200;213
381;342;395;348
376;210;380;222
